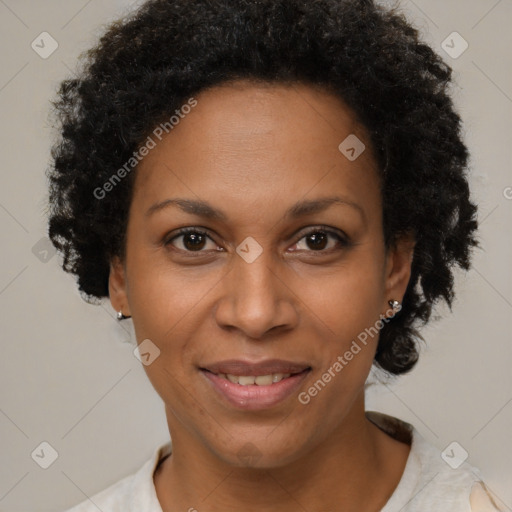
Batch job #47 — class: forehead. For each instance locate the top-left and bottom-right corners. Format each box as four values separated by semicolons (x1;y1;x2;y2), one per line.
183;79;362;141
132;80;380;218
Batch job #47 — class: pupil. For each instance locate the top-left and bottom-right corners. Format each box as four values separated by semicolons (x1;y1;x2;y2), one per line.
184;233;205;251
308;232;327;250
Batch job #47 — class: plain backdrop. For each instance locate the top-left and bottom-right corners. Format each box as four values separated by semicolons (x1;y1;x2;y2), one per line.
0;0;511;511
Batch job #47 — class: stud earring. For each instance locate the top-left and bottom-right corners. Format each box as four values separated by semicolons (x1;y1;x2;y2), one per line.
117;311;131;320
388;300;401;312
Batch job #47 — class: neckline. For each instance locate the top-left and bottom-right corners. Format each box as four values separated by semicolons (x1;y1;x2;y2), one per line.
365;410;414;445
365;410;423;512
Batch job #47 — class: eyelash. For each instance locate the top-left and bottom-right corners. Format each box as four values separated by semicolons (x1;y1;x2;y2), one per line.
165;226;350;255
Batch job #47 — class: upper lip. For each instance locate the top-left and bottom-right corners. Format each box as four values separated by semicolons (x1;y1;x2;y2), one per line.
201;359;311;376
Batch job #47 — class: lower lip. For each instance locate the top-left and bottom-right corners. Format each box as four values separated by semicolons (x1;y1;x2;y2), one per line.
201;369;311;411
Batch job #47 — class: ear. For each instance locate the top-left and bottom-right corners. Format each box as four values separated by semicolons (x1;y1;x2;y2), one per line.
383;231;415;313
108;256;131;317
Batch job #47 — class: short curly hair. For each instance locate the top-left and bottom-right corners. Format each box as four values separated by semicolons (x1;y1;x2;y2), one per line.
46;0;479;377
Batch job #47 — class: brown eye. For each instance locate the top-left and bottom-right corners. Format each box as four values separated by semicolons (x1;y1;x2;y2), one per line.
181;232;207;251
291;228;349;253
165;226;349;256
165;229;217;252
305;232;329;250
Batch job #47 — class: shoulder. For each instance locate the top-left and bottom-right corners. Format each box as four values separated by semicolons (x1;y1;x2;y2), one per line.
61;473;134;512
60;442;172;512
366;411;503;512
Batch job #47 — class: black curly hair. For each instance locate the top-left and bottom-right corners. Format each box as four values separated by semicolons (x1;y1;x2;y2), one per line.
46;0;479;377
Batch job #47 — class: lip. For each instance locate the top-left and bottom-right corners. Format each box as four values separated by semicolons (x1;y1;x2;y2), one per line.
200;366;311;411
200;359;311;376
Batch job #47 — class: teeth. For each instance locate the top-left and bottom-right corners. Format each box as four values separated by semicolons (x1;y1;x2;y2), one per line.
218;373;292;385
255;375;273;386
238;375;256;385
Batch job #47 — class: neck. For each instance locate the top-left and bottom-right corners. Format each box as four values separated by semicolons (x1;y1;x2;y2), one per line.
154;394;408;512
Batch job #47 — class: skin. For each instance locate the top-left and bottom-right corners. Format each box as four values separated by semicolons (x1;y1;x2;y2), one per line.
109;79;415;512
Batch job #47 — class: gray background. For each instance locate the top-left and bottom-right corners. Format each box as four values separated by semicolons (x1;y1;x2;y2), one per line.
0;0;510;510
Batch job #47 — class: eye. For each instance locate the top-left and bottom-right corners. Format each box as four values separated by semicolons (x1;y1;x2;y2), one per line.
165;226;350;254
165;228;220;253
290;227;349;253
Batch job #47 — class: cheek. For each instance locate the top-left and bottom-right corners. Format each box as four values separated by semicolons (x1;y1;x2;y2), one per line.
295;248;384;404
295;262;383;430
126;247;222;337
300;253;386;343
124;250;226;393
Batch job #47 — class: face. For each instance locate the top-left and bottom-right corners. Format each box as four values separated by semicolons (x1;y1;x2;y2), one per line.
110;80;414;469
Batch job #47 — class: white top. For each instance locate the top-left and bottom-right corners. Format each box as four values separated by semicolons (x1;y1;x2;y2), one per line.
62;411;503;512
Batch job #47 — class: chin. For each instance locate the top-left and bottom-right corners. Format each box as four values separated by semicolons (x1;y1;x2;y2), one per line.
208;430;311;470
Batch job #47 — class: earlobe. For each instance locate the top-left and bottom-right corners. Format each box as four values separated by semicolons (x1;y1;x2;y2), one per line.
108;256;131;317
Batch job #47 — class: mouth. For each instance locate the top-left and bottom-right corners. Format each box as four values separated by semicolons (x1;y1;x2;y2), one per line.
199;359;312;410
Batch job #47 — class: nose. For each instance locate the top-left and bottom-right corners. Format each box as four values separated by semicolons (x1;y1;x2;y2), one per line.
213;247;299;340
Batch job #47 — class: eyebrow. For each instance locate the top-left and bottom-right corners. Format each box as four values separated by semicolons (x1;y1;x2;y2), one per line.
145;196;366;224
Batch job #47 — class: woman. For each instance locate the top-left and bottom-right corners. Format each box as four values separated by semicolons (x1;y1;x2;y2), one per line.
47;0;502;510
